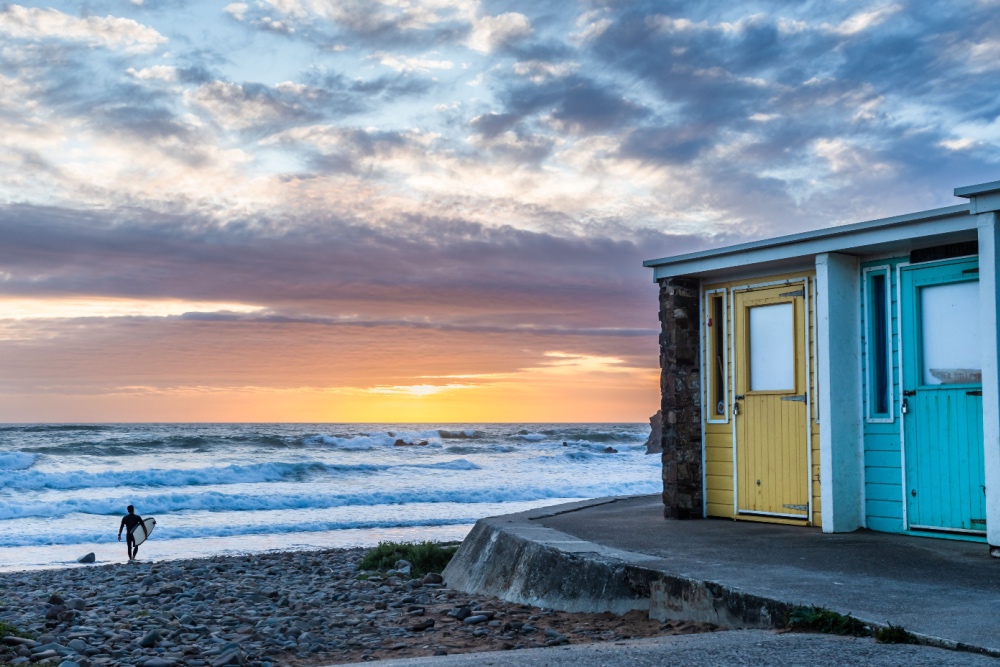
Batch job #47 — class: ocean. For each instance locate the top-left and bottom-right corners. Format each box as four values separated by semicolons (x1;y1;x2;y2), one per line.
0;423;658;571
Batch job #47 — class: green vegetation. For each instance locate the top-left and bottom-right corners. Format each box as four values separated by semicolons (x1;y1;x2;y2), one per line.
358;541;459;578
787;606;871;637
0;621;31;639
875;623;918;644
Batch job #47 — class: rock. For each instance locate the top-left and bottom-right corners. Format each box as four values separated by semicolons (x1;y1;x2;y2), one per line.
32;650;59;661
76;553;96;564
138;629;160;648
210;649;242;667
56;661;80;667
47;595;65;606
422;573;443;585
463;615;488;625
2;637;36;647
411;619;435;631
603;446;618;453
45;605;67;620
66;599;86;611
644;410;662;454
393;559;412;571
449;607;472;621
67;639;88;652
142;659;176;667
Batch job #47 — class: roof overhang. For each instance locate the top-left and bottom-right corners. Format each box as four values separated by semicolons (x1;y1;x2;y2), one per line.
643;204;975;282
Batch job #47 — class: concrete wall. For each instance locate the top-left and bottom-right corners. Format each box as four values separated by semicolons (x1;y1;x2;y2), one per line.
816;253;864;533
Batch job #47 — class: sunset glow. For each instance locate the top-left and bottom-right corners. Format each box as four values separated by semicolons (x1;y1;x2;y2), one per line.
1;1;997;422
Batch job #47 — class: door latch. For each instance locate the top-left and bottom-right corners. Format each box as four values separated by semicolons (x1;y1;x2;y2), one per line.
901;398;908;414
733;402;739;416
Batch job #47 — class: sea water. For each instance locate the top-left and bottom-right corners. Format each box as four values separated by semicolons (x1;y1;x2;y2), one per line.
0;423;657;571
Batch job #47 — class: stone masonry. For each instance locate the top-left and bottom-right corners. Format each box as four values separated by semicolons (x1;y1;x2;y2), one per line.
658;277;702;519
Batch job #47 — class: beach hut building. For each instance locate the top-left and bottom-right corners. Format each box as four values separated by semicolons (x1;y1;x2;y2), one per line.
643;180;1000;556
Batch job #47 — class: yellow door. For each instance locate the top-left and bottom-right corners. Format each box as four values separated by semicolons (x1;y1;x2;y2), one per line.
734;285;809;520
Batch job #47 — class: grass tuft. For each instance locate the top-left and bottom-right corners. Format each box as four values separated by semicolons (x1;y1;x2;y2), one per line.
787;606;870;637
875;623;918;644
358;541;459;578
0;621;31;639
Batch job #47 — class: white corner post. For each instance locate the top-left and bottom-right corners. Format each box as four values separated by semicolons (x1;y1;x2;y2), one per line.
978;212;1000;556
816;252;864;533
957;181;1000;556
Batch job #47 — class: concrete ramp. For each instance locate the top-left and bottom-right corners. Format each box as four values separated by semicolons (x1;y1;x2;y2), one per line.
443;498;787;628
443;495;1000;656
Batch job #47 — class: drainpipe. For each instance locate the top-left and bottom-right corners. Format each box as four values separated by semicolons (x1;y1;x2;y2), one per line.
956;180;1000;557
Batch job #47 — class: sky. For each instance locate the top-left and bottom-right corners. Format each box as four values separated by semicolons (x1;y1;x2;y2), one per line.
0;0;998;423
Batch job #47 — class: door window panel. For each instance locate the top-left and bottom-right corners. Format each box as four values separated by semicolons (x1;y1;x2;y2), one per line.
920;280;981;385
749;302;794;391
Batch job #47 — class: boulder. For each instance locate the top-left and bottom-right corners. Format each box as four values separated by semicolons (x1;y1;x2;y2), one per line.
76;553;96;564
138;629;160;648
644;410;662;454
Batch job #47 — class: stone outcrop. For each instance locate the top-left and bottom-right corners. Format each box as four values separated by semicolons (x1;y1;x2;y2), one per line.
644;411;662;455
658;278;703;519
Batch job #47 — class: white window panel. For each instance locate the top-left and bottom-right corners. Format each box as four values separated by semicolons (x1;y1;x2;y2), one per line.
749;302;794;391
921;280;981;385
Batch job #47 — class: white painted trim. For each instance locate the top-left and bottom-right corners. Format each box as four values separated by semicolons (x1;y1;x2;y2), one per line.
646;206;973;280
738;510;810;520
730;287;739;519
896;261;910;530
804;276;814;525
812;277;820;424
698;280;708;519
703;287;729;424
730;276;812;524
862;265;895;423
976;214;1000;554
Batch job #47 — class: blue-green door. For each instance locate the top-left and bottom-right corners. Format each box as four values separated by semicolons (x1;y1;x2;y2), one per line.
900;258;986;534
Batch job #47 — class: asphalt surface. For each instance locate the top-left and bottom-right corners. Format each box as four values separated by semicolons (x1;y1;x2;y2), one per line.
333;630;1000;667
534;495;1000;652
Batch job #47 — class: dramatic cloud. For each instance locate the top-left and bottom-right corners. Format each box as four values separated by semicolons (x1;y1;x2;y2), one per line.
1;0;998;420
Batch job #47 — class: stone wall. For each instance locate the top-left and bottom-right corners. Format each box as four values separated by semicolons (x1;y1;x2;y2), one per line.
658;277;703;519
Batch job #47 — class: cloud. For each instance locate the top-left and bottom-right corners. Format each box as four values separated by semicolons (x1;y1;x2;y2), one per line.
466;12;532;53
0;4;166;53
368;52;453;73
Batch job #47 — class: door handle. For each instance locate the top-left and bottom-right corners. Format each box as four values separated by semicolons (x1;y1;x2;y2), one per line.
902;390;916;397
967;390;983;396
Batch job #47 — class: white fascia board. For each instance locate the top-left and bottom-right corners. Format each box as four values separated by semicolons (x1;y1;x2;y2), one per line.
645;204;972;282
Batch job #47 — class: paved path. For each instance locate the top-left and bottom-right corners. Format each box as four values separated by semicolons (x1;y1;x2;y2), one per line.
333;630;1000;667
534;495;1000;652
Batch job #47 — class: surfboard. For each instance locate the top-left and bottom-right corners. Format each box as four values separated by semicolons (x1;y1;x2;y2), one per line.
128;517;156;548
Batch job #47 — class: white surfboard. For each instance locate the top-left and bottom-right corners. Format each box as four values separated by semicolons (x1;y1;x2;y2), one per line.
129;517;156;548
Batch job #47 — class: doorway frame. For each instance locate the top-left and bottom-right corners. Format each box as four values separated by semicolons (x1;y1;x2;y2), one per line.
729;276;814;523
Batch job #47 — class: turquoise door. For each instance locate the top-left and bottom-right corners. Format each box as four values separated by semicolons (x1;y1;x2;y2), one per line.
900;258;986;534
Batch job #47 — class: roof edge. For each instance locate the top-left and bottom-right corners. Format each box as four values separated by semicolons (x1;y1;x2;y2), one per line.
642;203;970;269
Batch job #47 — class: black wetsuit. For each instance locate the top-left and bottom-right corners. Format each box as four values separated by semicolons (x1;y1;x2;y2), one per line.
120;513;144;557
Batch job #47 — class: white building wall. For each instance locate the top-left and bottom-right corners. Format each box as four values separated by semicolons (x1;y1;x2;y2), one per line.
816;253;865;532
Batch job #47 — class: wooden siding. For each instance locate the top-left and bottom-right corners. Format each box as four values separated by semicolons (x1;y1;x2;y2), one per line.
702;271;821;526
860;258;906;533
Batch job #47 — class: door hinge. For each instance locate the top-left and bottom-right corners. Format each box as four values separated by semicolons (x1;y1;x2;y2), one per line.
779;289;805;297
902;389;916;397
781;394;807;402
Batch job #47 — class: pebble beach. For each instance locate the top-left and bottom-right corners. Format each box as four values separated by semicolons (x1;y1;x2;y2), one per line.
0;547;717;667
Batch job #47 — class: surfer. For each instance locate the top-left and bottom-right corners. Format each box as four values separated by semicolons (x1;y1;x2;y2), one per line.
117;505;144;561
